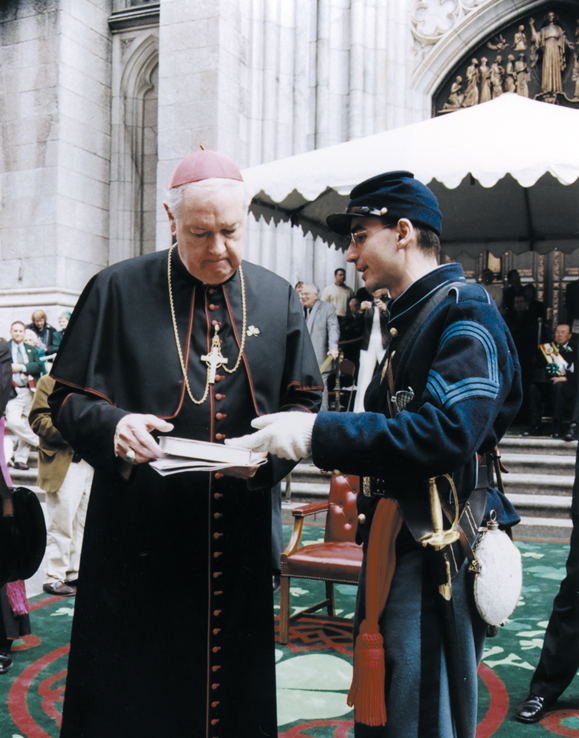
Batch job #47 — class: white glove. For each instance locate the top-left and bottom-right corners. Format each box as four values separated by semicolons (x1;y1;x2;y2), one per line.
226;412;316;461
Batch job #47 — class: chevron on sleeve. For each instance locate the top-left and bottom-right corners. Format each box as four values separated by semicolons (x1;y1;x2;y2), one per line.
426;320;500;408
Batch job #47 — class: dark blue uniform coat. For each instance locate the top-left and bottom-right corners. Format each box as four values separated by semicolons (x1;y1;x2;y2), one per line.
312;263;522;738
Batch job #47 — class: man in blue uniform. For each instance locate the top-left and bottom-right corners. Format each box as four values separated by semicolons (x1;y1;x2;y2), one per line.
231;171;521;737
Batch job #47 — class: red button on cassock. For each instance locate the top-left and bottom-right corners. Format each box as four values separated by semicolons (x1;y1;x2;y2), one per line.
215;413;227;420
212;683;220;690
209;304;219;311
214;512;222;519
215;394;226;401
215;433;226;440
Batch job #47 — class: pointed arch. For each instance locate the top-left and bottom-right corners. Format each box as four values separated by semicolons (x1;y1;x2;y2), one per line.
411;0;574;111
109;33;159;264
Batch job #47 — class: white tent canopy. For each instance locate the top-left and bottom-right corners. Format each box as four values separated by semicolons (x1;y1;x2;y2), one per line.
242;94;579;257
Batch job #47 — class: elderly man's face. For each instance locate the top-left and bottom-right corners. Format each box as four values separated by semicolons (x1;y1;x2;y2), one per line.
555;324;572;345
300;288;318;309
167;187;246;285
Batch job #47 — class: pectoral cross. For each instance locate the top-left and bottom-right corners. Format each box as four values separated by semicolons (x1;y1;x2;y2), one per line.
201;325;229;384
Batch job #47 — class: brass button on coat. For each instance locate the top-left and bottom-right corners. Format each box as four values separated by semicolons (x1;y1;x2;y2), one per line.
390;327;398;337
358;514;366;524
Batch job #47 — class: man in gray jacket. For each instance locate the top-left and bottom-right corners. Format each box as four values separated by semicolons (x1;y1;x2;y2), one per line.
301;283;340;410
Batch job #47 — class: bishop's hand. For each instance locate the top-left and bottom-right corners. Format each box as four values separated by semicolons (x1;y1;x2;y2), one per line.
227;412;316;461
114;414;174;465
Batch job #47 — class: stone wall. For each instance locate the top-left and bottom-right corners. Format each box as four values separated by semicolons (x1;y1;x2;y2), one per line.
0;0;112;336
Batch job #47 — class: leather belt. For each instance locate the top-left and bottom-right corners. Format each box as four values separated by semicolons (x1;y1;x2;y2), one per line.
363;453;492;499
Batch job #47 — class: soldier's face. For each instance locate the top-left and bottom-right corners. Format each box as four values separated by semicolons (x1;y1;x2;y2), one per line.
166;187;246;285
346;217;399;294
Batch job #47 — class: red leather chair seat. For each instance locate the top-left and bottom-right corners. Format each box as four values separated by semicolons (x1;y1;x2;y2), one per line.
282;541;363;582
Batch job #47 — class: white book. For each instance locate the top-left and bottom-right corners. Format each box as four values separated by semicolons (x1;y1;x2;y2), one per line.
149;436;266;476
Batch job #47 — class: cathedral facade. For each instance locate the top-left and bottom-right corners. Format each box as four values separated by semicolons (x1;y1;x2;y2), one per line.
0;0;577;334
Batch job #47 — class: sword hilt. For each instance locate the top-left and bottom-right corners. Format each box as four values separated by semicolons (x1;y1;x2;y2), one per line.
419;476;460;551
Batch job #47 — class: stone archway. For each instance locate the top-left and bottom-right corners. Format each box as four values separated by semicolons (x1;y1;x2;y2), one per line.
410;0;568;115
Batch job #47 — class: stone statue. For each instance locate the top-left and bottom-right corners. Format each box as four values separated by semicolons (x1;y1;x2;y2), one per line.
480;57;492;103
514;25;528;51
505;54;516;93
441;76;464;111
490;55;504;98
515;54;531;97
464;58;480;107
530;12;574;95
487;34;508;51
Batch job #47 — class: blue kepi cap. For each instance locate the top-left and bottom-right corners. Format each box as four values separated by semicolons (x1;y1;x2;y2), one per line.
326;171;442;236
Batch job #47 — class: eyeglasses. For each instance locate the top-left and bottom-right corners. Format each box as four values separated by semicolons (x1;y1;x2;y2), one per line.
349;225;389;246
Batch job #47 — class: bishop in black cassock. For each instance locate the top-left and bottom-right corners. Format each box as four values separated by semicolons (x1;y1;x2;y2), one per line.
49;150;322;738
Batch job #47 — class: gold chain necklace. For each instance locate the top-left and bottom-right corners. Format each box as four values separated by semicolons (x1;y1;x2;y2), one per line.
167;244;247;405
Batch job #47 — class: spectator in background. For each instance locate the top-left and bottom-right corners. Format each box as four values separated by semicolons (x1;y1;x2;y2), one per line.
321;268;354;329
353;288;390;413
24;330;48;376
29;375;93;597
524;283;547;343
516;440;579;721
341;297;364;370
26;310;56;354
6;321;42;470
0;341;30;675
503;269;524;322
480;268;503;311
525;324;577;438
507;294;537;426
51;311;71;355
301;283;339;410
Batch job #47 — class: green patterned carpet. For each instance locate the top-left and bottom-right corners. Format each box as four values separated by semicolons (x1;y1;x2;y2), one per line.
0;523;577;738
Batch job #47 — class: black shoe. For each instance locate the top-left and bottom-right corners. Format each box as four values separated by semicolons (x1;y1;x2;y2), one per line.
0;652;13;675
43;581;75;597
523;425;543;437
515;693;556;723
565;423;578;442
11;461;29;471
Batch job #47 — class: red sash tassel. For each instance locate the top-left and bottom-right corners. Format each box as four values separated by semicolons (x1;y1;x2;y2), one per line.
347;497;403;726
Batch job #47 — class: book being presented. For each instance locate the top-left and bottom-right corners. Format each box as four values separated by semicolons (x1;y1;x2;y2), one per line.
149;436;267;476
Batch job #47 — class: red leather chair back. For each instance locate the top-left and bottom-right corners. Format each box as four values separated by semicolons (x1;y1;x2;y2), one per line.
324;474;359;543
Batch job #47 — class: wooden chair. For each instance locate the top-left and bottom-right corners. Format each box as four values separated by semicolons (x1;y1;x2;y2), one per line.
278;474;362;644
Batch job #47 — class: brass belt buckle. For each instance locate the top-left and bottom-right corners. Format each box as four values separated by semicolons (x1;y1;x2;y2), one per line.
363;477;372;497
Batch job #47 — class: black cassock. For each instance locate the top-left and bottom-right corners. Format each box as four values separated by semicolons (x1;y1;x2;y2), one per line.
49;248;322;738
